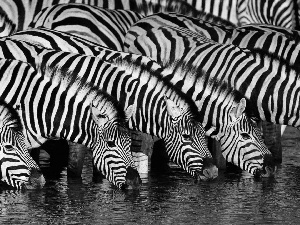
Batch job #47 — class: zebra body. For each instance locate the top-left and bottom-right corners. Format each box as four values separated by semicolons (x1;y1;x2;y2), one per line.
0;55;142;189
29;3;234;51
123;12;300;140
124;12;300;67
0;99;45;190
125;25;278;177
30;3;144;50
184;0;297;29
0;38;218;181
0;0;233;38
185;0;240;25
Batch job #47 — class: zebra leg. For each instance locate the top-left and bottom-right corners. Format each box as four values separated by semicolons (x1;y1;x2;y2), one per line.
151;139;171;173
207;138;227;170
281;125;287;136
67;142;87;178
262;121;282;164
131;130;155;175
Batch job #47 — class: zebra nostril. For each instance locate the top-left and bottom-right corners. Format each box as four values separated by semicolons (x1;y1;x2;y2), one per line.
120;183;128;190
107;141;116;148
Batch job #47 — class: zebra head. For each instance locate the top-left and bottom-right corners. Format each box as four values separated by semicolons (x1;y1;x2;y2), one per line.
163;97;218;181
218;98;276;177
0;101;45;190
90;103;141;190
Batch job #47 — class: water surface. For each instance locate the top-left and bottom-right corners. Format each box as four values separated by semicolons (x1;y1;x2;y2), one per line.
1;127;300;224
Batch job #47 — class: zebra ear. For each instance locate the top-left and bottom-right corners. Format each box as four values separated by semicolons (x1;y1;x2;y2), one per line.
236;98;247;118
124;104;135;122
165;97;182;118
90;105;109;127
230;98;247;119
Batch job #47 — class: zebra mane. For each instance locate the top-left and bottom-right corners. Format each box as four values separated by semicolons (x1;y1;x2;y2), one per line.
164;59;258;118
0;99;22;132
113;55;201;121
38;62;127;124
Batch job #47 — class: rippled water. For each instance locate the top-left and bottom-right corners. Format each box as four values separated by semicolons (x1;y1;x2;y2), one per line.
1;127;300;224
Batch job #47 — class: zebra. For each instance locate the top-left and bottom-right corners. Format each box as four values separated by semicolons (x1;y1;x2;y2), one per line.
123;12;300;137
29;3;144;51
0;99;45;190
125;25;282;177
0;38;218;181
124;12;300;62
0;0;234;38
183;0;297;29
0;55;143;190
5;27;277;178
125;24;300;151
28;2;234;51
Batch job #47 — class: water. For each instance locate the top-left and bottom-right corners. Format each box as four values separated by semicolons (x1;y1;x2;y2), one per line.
1;127;300;224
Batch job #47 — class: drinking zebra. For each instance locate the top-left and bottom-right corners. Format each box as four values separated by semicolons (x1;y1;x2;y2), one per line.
0;99;45;190
0;55;142;190
6;27;275;177
123;12;300;146
125;25;280;177
0;38;218;181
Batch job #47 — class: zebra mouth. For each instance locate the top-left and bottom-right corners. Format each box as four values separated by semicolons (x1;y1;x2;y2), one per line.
254;165;277;178
193;166;219;182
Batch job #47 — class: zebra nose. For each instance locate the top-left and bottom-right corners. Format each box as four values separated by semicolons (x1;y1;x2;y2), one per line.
254;154;277;178
194;158;218;181
123;166;142;190
26;168;46;189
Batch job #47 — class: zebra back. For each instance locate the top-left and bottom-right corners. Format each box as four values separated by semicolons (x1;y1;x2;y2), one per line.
124;12;300;75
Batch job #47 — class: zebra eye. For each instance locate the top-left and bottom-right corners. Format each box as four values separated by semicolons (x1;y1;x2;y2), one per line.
183;134;191;141
107;141;116;148
241;133;251;140
3;144;14;151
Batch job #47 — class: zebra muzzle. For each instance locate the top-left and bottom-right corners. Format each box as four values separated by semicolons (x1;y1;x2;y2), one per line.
121;166;142;190
26;168;46;189
254;154;277;178
194;158;218;182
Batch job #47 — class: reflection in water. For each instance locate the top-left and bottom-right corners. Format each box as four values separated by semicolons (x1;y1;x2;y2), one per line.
0;127;300;224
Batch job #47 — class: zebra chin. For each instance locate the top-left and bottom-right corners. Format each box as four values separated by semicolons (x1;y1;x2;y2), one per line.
1;169;45;190
193;158;219;182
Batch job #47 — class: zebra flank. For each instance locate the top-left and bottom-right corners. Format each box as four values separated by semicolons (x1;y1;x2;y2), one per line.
28;3;234;51
123;12;300;67
125;25;276;177
0;99;45;190
0;0;232;39
30;3;144;50
183;0;297;29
